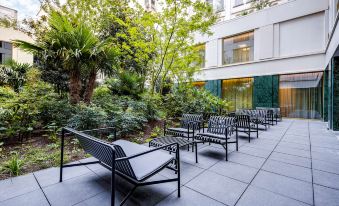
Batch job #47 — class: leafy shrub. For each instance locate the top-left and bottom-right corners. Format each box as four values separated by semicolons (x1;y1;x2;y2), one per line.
0;68;65;141
108;110;147;137
163;85;231;118
92;85;119;114
67;104;108;130
0;152;24;176
106;71;143;98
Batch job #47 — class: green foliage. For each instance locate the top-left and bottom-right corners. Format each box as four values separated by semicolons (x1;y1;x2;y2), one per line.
0;60;31;92
0;152;24;176
164;85;231;118
150;126;162;138
0;68;68;141
106;71;144;98
145;0;218;94
67;104;107;130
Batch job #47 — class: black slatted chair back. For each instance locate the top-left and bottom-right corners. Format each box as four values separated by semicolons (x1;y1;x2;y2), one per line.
235;115;251;128
112;145;137;179
66;127;137;180
181;114;203;130
207;116;235;136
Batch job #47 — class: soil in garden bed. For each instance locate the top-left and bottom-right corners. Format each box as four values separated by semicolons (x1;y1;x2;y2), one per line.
0;120;168;181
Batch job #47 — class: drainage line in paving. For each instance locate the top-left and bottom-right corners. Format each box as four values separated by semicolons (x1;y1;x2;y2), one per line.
308;120;315;206
233;120;294;206
32;173;52;206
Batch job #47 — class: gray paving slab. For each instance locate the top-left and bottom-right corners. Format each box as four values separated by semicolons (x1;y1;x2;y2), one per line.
159;162;204;185
209;161;258;183
313;169;339;190
236;185;309;206
228;152;266;169
186;170;247;206
156;186;225;206
0;189;49;206
269;152;311;168
238;145;272;158
314;184;339;206
274;145;311;159
251;170;313;205
34;165;92;188
312;159;339;175
262;159;312;182
43;173;107;206
0;173;40;202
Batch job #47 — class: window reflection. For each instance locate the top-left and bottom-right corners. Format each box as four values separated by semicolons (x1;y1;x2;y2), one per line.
222;78;253;111
223;32;254;65
279;72;323;119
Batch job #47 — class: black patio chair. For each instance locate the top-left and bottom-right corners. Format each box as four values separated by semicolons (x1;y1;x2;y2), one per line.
60;127;180;206
256;107;280;125
195;116;238;161
164;114;204;139
235;114;259;142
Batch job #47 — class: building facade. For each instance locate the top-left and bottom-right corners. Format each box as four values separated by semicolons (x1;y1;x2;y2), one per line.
193;0;339;130
0;5;34;64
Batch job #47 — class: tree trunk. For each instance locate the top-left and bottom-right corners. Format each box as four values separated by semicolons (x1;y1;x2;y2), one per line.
84;69;97;104
69;69;81;105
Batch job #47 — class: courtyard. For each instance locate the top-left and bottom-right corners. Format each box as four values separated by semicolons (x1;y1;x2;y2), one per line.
1;119;339;206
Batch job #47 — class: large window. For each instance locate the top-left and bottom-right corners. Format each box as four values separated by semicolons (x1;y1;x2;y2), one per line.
279;72;323;119
223;32;254;65
222;78;253;111
192;81;206;89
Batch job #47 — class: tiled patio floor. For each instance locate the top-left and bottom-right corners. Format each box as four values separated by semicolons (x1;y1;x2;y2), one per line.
1;119;339;206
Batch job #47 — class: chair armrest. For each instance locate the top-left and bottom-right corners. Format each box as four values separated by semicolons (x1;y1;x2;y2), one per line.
115;142;179;162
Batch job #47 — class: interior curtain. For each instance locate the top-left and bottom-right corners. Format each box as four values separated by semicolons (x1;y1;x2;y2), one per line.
279;72;323;119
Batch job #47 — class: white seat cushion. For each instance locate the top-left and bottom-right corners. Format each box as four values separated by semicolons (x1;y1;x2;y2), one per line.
113;140;174;181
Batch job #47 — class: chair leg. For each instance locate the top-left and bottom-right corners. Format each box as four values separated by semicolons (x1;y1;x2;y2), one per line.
257;124;259;138
225;142;228;161
195;142;198;163
176;148;181;198
120;186;137;206
248;129;251;143
59;129;65;182
236;132;239;151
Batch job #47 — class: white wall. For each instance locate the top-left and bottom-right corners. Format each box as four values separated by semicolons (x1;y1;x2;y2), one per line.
0;27;34;64
195;53;325;81
279;12;325;57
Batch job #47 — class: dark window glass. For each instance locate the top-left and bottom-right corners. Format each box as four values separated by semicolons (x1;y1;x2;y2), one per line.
0;53;3;64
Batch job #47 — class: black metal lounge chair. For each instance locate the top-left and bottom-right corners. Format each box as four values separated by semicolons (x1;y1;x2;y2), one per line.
235;114;259;142
164;114;203;139
256;107;281;124
195;116;238;161
60;127;180;206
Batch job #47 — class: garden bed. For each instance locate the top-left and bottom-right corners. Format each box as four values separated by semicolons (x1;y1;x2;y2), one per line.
0;120;165;180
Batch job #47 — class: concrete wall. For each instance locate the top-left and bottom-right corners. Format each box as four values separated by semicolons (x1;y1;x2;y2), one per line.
0;27;34;64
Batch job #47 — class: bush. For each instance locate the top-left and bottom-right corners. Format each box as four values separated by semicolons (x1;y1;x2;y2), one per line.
163;85;231;118
67;104;108;130
0;68;65;141
105;71;143;98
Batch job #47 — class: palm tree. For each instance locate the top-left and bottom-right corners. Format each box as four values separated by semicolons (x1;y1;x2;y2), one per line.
0;59;32;92
13;11;117;104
